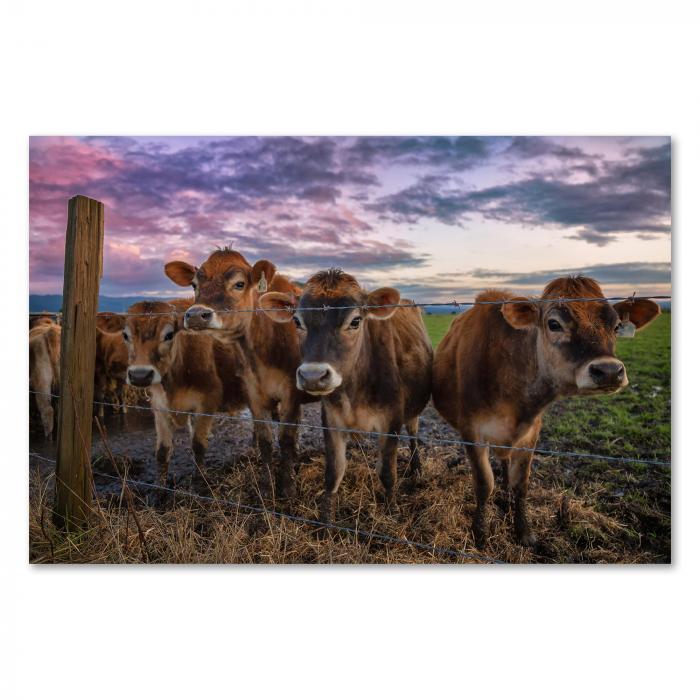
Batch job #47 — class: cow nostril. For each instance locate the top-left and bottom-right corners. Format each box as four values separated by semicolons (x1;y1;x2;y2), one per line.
589;365;605;381
589;362;625;385
201;311;212;320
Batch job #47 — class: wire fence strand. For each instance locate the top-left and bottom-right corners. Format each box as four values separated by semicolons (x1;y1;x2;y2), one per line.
28;390;672;467
30;294;672;318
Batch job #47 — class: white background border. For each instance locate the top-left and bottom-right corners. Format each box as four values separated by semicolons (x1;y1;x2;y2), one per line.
2;2;694;698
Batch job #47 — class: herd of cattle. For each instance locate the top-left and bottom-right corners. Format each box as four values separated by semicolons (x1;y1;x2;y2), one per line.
29;248;661;547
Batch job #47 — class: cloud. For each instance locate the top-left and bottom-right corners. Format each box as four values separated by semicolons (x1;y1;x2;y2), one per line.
469;261;672;287
344;136;491;171
371;141;671;245
29;136;429;294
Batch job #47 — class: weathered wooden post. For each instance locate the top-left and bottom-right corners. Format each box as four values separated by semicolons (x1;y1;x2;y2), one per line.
53;195;104;529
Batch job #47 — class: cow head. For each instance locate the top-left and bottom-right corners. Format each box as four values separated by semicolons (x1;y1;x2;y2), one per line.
164;249;276;336
500;276;660;396
259;268;400;396
123;301;182;388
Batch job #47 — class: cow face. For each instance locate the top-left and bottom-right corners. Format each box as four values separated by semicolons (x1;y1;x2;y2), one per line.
260;269;400;396
164;250;276;336
123;301;181;388
501;276;660;396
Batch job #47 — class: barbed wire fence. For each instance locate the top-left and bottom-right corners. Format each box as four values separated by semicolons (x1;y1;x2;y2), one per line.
30;294;672;319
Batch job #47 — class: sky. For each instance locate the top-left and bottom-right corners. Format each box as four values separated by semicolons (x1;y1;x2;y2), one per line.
29;135;671;300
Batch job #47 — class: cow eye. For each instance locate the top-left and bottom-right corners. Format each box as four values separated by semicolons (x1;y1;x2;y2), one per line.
234;281;245;290
547;319;563;332
163;331;174;342
348;316;362;329
122;331;129;342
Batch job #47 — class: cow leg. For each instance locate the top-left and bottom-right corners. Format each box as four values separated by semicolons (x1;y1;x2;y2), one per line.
36;388;54;440
465;444;495;548
153;406;174;485
191;414;213;473
248;395;274;493
405;416;421;477
509;448;536;547
378;427;400;511
499;457;511;490
320;405;348;523
276;398;299;500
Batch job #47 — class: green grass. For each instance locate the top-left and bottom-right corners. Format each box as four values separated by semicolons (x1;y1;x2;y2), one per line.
423;311;671;560
423;313;458;347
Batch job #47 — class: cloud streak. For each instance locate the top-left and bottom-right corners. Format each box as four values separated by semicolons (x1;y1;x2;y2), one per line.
372;141;671;246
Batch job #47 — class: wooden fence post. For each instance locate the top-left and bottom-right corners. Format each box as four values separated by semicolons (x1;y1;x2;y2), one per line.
53;195;104;530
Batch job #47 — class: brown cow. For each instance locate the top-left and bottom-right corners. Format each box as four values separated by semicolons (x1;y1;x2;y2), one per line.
123;300;249;483
29;320;61;438
432;276;661;547
94;313;128;415
164;250;311;497
259;269;433;522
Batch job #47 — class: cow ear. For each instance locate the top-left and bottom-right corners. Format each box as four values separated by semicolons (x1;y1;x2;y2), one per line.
501;297;539;329
165;261;197;287
258;291;296;323
613;298;661;331
365;287;401;320
251;260;277;293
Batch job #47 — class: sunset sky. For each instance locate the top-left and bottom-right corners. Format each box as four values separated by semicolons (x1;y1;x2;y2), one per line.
28;136;671;299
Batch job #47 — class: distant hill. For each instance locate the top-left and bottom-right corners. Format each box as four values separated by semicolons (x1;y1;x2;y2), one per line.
29;294;189;313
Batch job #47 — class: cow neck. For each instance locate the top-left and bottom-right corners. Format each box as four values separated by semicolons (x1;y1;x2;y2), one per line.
246;304;298;371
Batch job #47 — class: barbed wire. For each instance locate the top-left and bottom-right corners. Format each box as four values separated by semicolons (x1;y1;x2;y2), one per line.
29;294;673;319
28;451;502;564
29;390;672;467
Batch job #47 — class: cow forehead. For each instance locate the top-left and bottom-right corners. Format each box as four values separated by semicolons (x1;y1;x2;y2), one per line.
126;302;175;339
199;251;250;278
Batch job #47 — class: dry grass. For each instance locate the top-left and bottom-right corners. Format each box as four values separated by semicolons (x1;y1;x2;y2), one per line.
29;437;666;564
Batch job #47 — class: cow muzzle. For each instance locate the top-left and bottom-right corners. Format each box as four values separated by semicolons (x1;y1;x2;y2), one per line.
296;362;342;395
185;305;222;330
127;364;161;387
576;357;628;393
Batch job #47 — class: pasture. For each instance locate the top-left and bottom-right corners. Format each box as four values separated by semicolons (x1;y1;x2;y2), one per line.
29;311;671;564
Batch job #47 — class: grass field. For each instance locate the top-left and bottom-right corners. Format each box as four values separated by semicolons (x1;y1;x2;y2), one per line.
29;312;671;564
